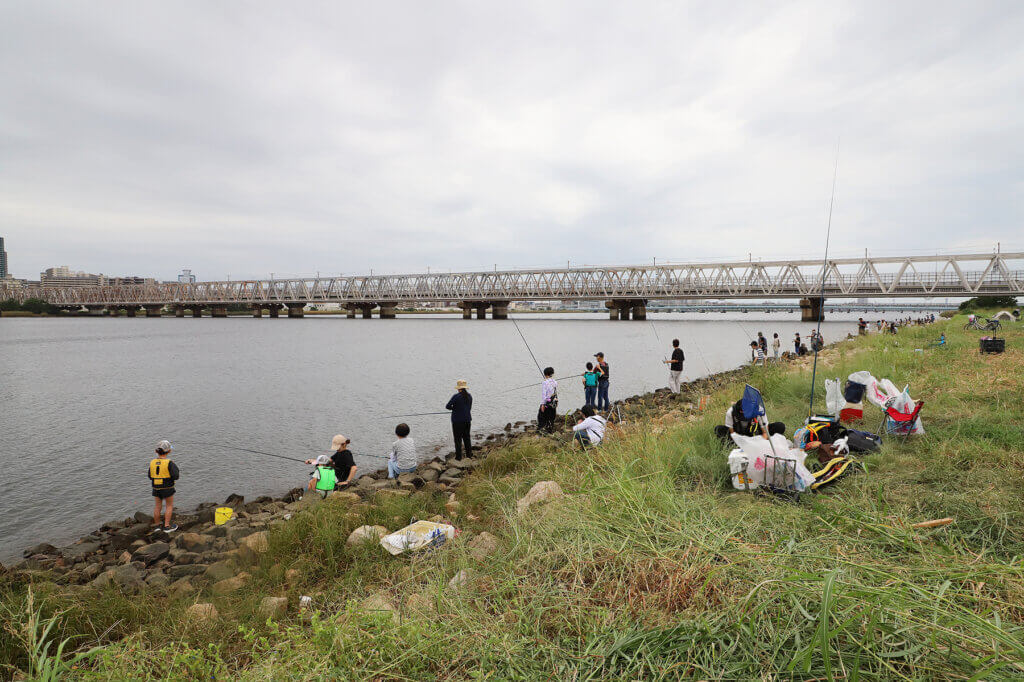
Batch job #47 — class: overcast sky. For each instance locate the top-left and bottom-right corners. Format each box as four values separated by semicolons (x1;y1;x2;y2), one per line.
1;1;1022;280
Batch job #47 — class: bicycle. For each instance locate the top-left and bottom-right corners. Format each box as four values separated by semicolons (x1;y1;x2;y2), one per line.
964;319;983;331
983;318;1002;332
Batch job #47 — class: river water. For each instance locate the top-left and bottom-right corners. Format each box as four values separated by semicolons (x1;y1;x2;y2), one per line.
0;313;857;561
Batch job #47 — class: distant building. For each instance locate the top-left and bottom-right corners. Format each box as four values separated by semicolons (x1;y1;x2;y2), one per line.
40;266;105;287
0;236;8;279
178;269;196;284
107;276;155;286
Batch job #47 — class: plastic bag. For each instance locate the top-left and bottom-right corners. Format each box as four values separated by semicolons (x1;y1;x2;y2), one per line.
379;521;456;556
825;379;843;416
729;433;816;491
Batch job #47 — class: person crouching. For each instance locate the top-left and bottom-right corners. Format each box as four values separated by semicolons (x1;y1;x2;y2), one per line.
713;399;785;444
572;404;607;447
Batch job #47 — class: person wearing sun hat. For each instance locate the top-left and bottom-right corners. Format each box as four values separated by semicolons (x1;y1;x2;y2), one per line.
148;439;179;532
445;379;473;460
304;435;357;489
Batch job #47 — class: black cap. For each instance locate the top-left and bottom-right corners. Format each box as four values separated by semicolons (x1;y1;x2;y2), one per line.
594;352;604;357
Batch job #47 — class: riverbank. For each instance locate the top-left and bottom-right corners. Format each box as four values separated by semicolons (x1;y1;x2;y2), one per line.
2;314;1022;679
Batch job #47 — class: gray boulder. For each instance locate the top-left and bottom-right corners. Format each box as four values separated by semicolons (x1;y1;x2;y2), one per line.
258;596;288;620
204;560;236;582
132;542;170;566
167;564;208;579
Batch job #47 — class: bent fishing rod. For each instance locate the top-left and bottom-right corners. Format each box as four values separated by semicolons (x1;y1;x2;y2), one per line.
808;144;839;417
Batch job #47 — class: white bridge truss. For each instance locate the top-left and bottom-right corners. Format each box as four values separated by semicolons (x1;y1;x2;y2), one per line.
3;252;1022;307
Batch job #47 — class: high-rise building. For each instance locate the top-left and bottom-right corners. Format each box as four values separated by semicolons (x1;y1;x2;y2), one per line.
40;266;105;287
178;269;196;283
0;236;8;279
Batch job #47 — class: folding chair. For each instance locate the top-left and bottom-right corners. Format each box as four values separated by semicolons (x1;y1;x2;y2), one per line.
879;400;925;441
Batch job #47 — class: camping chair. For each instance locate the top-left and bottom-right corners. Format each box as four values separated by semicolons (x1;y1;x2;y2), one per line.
879;400;925;441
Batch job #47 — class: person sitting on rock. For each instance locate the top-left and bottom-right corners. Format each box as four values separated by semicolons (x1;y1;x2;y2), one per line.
306;434;357;489
148;439;179;533
307;455;336;497
387;423;418;478
713;399;786;444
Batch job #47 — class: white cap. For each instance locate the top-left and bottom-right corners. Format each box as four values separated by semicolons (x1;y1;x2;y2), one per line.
156;440;172;453
316;455;330;465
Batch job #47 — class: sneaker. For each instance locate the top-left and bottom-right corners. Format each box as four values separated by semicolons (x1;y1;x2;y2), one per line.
163;524;179;533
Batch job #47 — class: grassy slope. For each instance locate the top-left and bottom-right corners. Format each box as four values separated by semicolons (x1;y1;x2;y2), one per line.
3;314;1023;680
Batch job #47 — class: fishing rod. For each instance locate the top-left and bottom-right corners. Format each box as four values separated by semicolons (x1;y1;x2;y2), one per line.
495;373;583;395
808;145;839;417
381;411;449;418
180;440;391;462
511;317;544;376
648;319;669;361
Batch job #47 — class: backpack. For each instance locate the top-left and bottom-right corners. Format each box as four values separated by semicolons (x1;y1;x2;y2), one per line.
845;429;882;453
805;419;846;445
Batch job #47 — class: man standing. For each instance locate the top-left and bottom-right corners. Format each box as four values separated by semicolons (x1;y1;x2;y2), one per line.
446;379;473;460
594;352;610;411
663;339;685;393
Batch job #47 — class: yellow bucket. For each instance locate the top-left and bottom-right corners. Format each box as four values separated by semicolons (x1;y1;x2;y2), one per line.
214;507;234;525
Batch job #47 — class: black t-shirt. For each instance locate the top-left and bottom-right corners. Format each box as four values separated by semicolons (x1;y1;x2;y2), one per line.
670;348;684;371
597;360;609;382
331;449;356;484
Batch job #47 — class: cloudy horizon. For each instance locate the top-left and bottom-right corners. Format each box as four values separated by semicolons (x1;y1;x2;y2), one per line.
2;1;1023;281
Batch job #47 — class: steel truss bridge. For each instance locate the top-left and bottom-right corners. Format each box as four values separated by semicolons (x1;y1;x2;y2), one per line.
3;252;1021;320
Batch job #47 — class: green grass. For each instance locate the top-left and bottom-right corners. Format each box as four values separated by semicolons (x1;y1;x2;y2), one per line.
2;315;1023;680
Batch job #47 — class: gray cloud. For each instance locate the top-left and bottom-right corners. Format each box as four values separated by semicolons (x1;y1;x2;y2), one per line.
1;1;1022;280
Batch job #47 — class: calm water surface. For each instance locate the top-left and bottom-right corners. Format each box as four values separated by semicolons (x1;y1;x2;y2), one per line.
0;313;856;561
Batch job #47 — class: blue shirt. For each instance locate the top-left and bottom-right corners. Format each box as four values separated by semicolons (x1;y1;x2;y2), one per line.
445;391;473;423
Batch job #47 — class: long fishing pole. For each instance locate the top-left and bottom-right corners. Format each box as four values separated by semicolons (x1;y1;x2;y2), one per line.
808;146;839;417
178;441;307;463
381;411;449;418
511;317;544;376
496;373;583;395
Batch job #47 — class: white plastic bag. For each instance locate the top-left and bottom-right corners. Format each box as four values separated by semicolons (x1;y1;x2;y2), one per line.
379;521;456;556
729;434;816;491
824;378;843;416
728;450;752;490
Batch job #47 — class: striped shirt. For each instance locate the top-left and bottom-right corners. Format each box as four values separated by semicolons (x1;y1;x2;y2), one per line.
389;437;417;469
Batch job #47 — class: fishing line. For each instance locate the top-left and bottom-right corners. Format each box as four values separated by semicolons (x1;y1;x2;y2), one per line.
382;411;449;418
511;317;544;377
177;441;307;463
808;145;840;417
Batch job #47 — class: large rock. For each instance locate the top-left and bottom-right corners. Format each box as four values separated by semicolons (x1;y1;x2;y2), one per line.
212;573;249;594
168;564;208;579
204;560;237;582
145;573;171;589
467;532;500;561
224;493;245;507
23;543;57;558
327;491;362;505
516;481;564;515
397;473;423;487
62;541;101;561
241;531;269;554
185;603;218;622
227;527;256;543
169;577;197;599
170;551;202;565
418;468;440;483
132;542;170;566
451;458;478;470
258;596;288;620
133;511;152;524
360;593;395;618
91;565;145;591
178;533;215;553
346;525;388;547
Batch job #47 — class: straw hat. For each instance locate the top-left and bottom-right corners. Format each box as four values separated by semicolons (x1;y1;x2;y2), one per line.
331;434;349;450
456;380;468;390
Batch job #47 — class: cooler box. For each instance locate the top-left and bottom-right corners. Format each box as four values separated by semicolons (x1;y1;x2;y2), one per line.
980;337;1005;354
840;403;864;423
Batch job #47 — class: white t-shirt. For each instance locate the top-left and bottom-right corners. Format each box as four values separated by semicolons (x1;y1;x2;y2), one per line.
573;415;607;443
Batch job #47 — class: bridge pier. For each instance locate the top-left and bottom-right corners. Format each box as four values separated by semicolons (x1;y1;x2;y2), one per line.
211;305;228;318
190;305;204;318
86;305;105;317
475;303;488;320
251;305;263;318
124;306;139;318
345;305;357;319
173;305;185;318
359;304;375;319
461;303;473;320
379;303;397;319
286;303;305;318
144;305;163;318
632;303;647;321
266;304;280;318
800;297;824;322
491;302;509;320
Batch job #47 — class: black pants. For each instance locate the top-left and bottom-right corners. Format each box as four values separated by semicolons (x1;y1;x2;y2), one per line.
452;421;472;459
714;422;786;444
537;403;557;432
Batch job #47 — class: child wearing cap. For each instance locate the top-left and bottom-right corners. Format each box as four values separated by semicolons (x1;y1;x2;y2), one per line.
148;440;180;532
305;435;356;488
307;454;337;497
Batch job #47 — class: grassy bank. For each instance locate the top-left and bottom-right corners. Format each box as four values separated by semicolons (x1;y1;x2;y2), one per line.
2;314;1023;680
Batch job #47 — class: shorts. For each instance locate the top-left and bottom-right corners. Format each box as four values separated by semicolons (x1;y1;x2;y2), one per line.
152;488;175;499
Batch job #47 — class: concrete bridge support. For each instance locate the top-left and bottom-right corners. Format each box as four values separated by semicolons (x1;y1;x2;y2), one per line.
800;297;824;322
632;302;647;321
190;306;204;318
124;306;140;318
491;302;509;320
475;303;489;320
267;304;282;318
360;304;375;319
144;305;163;318
286;303;305;318
173;306;186;318
211;305;228;318
86;305;105;316
379;303;397;319
345;305;357;319
606;299;647;320
461;303;473;320
251;305;263;318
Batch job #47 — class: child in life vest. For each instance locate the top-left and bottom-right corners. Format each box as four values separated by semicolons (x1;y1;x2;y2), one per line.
308;454;337;497
148;439;180;532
